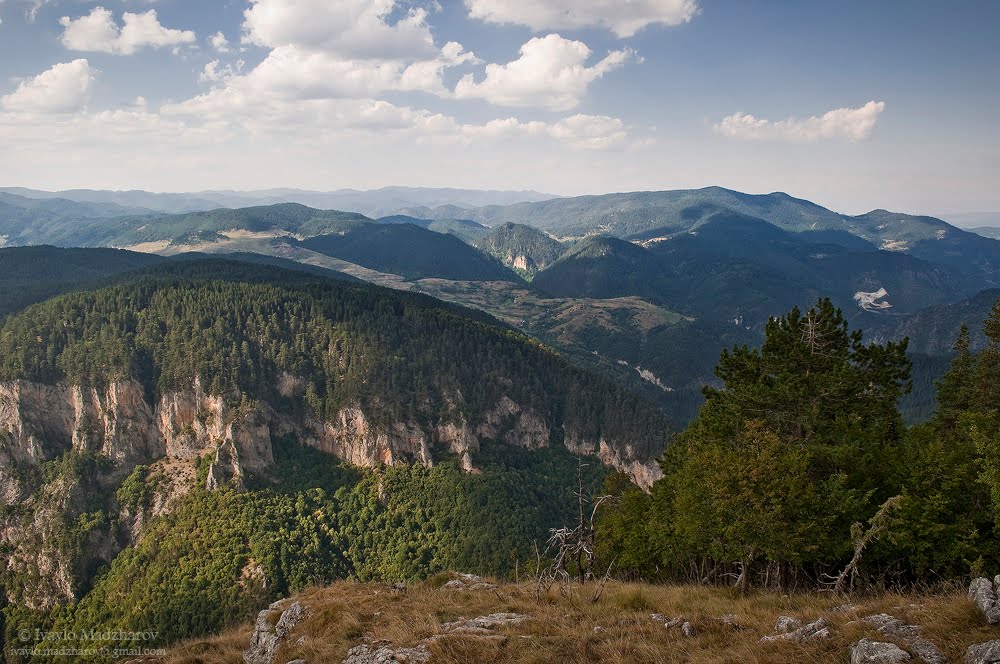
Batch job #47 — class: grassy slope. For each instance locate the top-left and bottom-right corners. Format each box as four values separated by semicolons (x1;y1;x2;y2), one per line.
159;579;989;664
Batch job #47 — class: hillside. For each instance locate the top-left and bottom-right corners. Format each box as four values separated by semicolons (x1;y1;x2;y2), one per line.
297;223;519;282
971;227;1000;240
865;287;1000;354
0;246;165;317
534;213;968;323
0;259;670;655
377;215;490;244
0;186;556;218
150;578;996;664
476;222;566;279
0;193;153;246
408;188;1000;286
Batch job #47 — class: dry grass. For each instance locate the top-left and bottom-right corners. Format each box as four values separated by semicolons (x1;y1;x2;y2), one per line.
157;577;996;664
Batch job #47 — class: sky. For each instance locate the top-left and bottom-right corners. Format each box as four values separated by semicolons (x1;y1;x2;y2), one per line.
0;0;997;216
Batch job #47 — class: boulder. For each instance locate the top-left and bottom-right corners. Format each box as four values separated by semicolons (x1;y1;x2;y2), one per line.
441;612;529;634
966;640;1000;664
244;601;306;664
851;639;912;664
760;617;830;643
862;614;945;664
441;573;497;592
970;577;1000;624
774;616;802;634
341;645;430;664
681;622;697;638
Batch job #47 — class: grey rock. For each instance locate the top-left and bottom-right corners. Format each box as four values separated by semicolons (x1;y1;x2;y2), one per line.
441;573;496;592
970;577;1000;625
650;613;684;629
441;612;529;634
244;601;306;664
774;616;802;634
341;645;431;664
681;622;697;638
851;639;912;664
286;660;307;664
863;614;945;664
966;640;1000;664
760;617;829;644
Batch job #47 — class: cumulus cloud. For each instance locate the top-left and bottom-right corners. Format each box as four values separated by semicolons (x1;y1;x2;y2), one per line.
59;7;196;55
1;59;95;113
200;59;244;84
465;0;698;37
225;41;478;100
242;0;436;60
454;34;634;111
715;101;886;142
157;85;629;151
217;0;481;101
210;31;230;53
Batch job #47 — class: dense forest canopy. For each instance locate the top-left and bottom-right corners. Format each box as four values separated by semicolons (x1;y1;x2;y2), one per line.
0;260;669;454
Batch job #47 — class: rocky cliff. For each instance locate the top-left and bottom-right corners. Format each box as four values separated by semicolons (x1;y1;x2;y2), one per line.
0;376;660;609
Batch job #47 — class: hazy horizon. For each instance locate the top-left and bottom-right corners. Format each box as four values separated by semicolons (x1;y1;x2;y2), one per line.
1;1;998;216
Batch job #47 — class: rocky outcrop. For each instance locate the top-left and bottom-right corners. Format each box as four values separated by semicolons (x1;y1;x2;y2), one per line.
158;379;273;473
1;378;657;491
863;614;944;664
760;616;830;643
206;440;246;491
244;600;306;664
342;645;430;664
476;396;550;450
970;576;1000;624
442;573;496;591
440;612;530;635
966;640;1000;664
851;639;912;663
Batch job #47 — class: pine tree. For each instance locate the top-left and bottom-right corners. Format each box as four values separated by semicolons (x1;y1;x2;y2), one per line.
652;298;911;586
936;323;974;420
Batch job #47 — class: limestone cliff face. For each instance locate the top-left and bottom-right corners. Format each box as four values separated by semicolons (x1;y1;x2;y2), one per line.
0;377;660;609
1;378;659;501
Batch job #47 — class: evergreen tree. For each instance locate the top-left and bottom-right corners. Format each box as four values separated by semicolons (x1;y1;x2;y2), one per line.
649;299;911;586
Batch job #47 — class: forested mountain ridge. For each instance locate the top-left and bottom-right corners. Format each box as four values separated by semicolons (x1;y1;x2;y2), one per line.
0;186;556;217
296;223;519;282
533;213;969;323
0;260;665;480
475;222;566;279
406;187;1000;285
0;258;670;658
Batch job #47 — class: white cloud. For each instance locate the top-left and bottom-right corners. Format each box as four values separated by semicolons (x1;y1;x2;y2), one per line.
463;114;628;149
157;84;627;151
59;7;196;55
200;59;244;84
242;0;436;60
715;101;887;142
465;0;698;37
210;31;230;53
225;41;478;100
454;34;634;111
1;59;95;113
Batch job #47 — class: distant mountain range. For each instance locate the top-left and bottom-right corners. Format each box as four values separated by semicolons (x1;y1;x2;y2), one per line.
0;186;556;217
3;184;1000;423
971;227;1000;240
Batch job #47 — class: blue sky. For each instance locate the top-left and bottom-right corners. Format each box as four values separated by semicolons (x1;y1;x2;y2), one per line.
0;0;997;216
